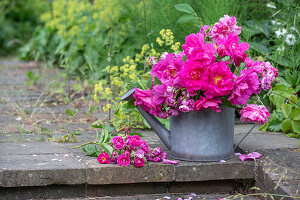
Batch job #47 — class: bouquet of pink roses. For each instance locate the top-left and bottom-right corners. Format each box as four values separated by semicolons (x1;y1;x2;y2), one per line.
133;15;278;125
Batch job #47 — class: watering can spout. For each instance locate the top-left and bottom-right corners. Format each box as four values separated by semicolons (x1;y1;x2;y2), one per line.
121;88;171;150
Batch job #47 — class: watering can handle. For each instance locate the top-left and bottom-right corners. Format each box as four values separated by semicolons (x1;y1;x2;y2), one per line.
233;124;257;151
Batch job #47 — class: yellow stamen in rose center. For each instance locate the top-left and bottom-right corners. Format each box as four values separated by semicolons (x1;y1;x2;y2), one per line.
190;71;200;80
214;75;223;84
102;157;106;162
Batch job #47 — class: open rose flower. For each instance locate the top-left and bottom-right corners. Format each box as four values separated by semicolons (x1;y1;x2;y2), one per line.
110;136;125;150
127;135;142;148
194;97;222;112
134;157;145;168
117;153;130;166
240;104;270;125
97;152;111;164
133;88;153;112
203;62;234;97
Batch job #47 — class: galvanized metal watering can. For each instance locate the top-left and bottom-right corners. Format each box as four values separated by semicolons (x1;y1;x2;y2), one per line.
121;88;235;161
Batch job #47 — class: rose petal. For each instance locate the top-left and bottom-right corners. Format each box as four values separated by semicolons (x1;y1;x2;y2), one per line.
235;153;241;156
247;152;262;159
163;196;171;199
189;193;196;196
162;159;178;165
220;160;226;162
239;154;248;161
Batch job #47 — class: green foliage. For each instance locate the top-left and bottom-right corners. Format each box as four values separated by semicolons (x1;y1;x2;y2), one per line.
25;71;40;86
77;125;114;156
0;0;50;55
260;84;300;138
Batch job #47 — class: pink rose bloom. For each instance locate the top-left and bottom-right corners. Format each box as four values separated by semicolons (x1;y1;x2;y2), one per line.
240;104;270;125
228;68;259;105
245;57;255;67
179;60;208;92
127;135;142;148
203;62;234;98
151;53;184;84
176;51;185;59
210;15;241;43
179;105;190;112
153;147;162;156
117;153;130;166
134;157;145;168
110;152;118;164
199;25;210;37
168;108;179;116
218;34;249;67
97;152;111;164
110;136;125;150
134;149;145;158
161;52;168;59
217;45;226;57
140;141;150;154
149;105;169;119
194;97;222;112
152;84;167;105
133;88;153;112
182;33;215;67
152;157;162;162
162;159;178;165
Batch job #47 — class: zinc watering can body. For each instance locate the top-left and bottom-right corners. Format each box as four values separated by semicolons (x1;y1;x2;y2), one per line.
121;88;234;161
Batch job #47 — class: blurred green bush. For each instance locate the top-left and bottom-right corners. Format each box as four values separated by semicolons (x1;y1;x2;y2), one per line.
0;0;50;55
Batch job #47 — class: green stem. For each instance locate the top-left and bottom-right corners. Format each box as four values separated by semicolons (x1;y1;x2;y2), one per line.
72;141;96;149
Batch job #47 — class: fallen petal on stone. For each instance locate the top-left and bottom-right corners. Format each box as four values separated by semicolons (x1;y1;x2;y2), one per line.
220;160;226;162
247;152;262;159
64;154;69;158
189;193;196;196
163;196;171;199
239;154;248;161
234;153;241;156
162;159;178;165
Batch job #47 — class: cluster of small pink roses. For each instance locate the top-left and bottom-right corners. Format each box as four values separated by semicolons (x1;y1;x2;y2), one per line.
97;134;178;167
134;15;277;125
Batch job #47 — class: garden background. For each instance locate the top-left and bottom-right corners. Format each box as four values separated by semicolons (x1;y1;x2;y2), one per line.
0;0;299;138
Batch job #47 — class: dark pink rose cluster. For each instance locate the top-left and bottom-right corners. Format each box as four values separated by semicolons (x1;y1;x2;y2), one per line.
133;15;277;125
97;134;178;168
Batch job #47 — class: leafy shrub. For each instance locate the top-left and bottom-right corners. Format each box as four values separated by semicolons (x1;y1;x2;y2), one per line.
0;0;50;55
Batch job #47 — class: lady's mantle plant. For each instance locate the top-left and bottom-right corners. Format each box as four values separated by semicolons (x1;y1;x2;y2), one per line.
133;15;278;124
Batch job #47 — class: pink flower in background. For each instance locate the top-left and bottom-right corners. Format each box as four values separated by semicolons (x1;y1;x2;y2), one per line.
210;15;241;43
134;157;145;168
161;52;168;59
179;60;208;92
168;108;179;116
194;97;222;112
240;104;270;125
133;88;153;112
182;33;215;67
228;68;259;105
199;25;210;37
152;53;184;83
127;135;142;148
245;57;255;67
97;152;111;164
203;62;234;97
176;51;185;59
148;56;158;65
117;153;130;166
110;136;125;150
110;152;118;164
261;62;278;91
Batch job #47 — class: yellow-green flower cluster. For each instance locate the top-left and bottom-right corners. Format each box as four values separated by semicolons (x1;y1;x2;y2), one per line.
156;29;181;52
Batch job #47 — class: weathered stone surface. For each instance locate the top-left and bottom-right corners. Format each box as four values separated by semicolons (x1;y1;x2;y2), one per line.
175;161;255;182
0;142;70;155
234;132;298;151
87;182;168;197
86;161;174;185
0;185;86;200
0;154;86;187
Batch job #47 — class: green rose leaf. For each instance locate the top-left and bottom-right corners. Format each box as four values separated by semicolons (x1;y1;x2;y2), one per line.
174;4;196;15
291;120;300;134
290;108;300;120
281;104;292;118
177;15;197;24
281;119;292;133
